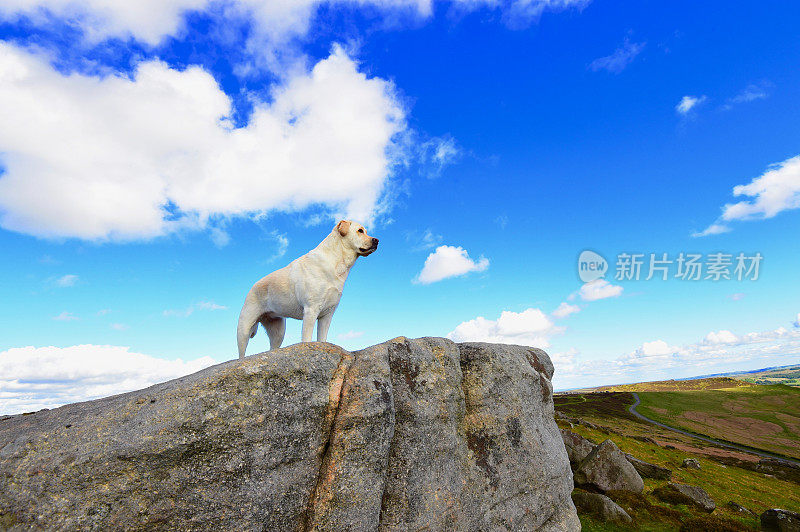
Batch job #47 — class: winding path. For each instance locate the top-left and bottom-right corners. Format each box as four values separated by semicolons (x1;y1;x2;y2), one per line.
628;392;800;467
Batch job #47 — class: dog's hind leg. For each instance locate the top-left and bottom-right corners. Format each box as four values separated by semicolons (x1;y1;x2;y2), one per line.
237;300;261;359
262;317;286;350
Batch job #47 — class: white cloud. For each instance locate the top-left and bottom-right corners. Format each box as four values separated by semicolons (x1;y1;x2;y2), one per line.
209;227;231;248
0;43;405;241
0;344;215;414
447;308;564;348
110;323;129;331
576;279;623;301
52;311;78;321
414;245;489;284
164;300;227;317
552;302;580;319
0;0;589;51
407;228;442;251
588;38;645;74
690;223;730;238
552;320;800;390
337;330;364;340
704;329;739;345
267;230;290;262
676;95;706;115
729;293;745;301
794;314;800;328
723;83;769;109
55;274;79;287
695;155;800;236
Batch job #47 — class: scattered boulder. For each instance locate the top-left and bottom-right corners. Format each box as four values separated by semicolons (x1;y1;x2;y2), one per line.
653;482;715;513
625;453;672;480
560;429;597;467
0;338;580;531
571;491;632;524
681;458;701;469
573;439;644;493
761;509;800;532
725;501;754;516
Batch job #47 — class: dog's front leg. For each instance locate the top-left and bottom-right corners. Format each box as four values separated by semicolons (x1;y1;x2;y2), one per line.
301;308;319;343
316;311;334;343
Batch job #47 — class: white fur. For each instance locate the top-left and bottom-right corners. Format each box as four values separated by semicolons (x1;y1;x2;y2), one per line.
236;220;377;358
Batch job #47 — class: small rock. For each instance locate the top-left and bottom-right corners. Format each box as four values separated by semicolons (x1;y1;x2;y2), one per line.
631;435;656;444
653;482;715;513
573;439;644;493
761;509;800;532
681;458;701;469
624;453;671;480
560;429;597;468
725;501;754;516
572;491;632;524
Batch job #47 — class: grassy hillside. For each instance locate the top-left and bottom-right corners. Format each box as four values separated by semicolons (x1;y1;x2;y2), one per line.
636;384;800;460
733;365;800;387
555;392;800;531
595;377;754;392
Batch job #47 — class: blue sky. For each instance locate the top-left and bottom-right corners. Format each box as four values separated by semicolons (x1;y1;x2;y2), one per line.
1;0;799;413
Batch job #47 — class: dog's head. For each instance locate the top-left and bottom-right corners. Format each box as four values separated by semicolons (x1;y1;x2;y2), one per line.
336;220;379;257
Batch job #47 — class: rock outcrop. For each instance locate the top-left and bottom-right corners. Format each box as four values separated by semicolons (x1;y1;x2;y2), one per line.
653;482;715;513
560;429;596;467
571;491;631;524
761;509;800;531
624;453;672;480
573;439;644;494
0;337;579;531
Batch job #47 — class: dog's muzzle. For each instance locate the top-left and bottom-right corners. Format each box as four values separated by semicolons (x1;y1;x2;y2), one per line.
359;238;379;255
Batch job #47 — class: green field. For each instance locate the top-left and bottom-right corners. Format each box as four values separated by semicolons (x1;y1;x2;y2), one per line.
636;384;800;460
555;391;800;530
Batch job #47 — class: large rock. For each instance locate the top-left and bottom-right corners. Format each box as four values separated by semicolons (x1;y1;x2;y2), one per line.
624;453;672;480
653;482;715;513
0;337;579;531
560;429;597;467
573;439;644;493
761;509;800;532
571;491;631;524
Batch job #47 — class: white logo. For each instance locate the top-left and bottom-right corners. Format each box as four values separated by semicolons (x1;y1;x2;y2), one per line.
578;250;608;282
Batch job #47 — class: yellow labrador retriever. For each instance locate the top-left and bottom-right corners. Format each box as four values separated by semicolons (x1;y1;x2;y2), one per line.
237;220;378;358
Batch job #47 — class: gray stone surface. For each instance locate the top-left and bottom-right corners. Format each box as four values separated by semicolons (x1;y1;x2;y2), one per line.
0;337;579;531
571;491;632;524
573;439;644;493
681;457;701;469
653;482;716;513
624;453;672;480
761;509;800;532
561;429;597;468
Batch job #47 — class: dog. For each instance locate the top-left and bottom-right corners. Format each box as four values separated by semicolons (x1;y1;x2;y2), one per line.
236;220;378;358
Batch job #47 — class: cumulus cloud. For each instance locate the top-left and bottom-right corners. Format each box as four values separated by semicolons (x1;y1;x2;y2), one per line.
553;320;800;390
0;43;405;241
552;302;580;319
0;344;216;414
0;0;590;51
414;245;489;284
694;155;800;236
676;95;706;115
690;223;730;238
447;308;564;348
588;38;645;74
704;330;739;345
576;279;623;301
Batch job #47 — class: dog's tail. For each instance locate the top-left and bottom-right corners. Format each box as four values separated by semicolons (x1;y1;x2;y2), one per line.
237;298;260;359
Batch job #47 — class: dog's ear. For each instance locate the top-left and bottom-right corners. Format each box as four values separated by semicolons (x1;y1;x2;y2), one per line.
336;220;351;236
